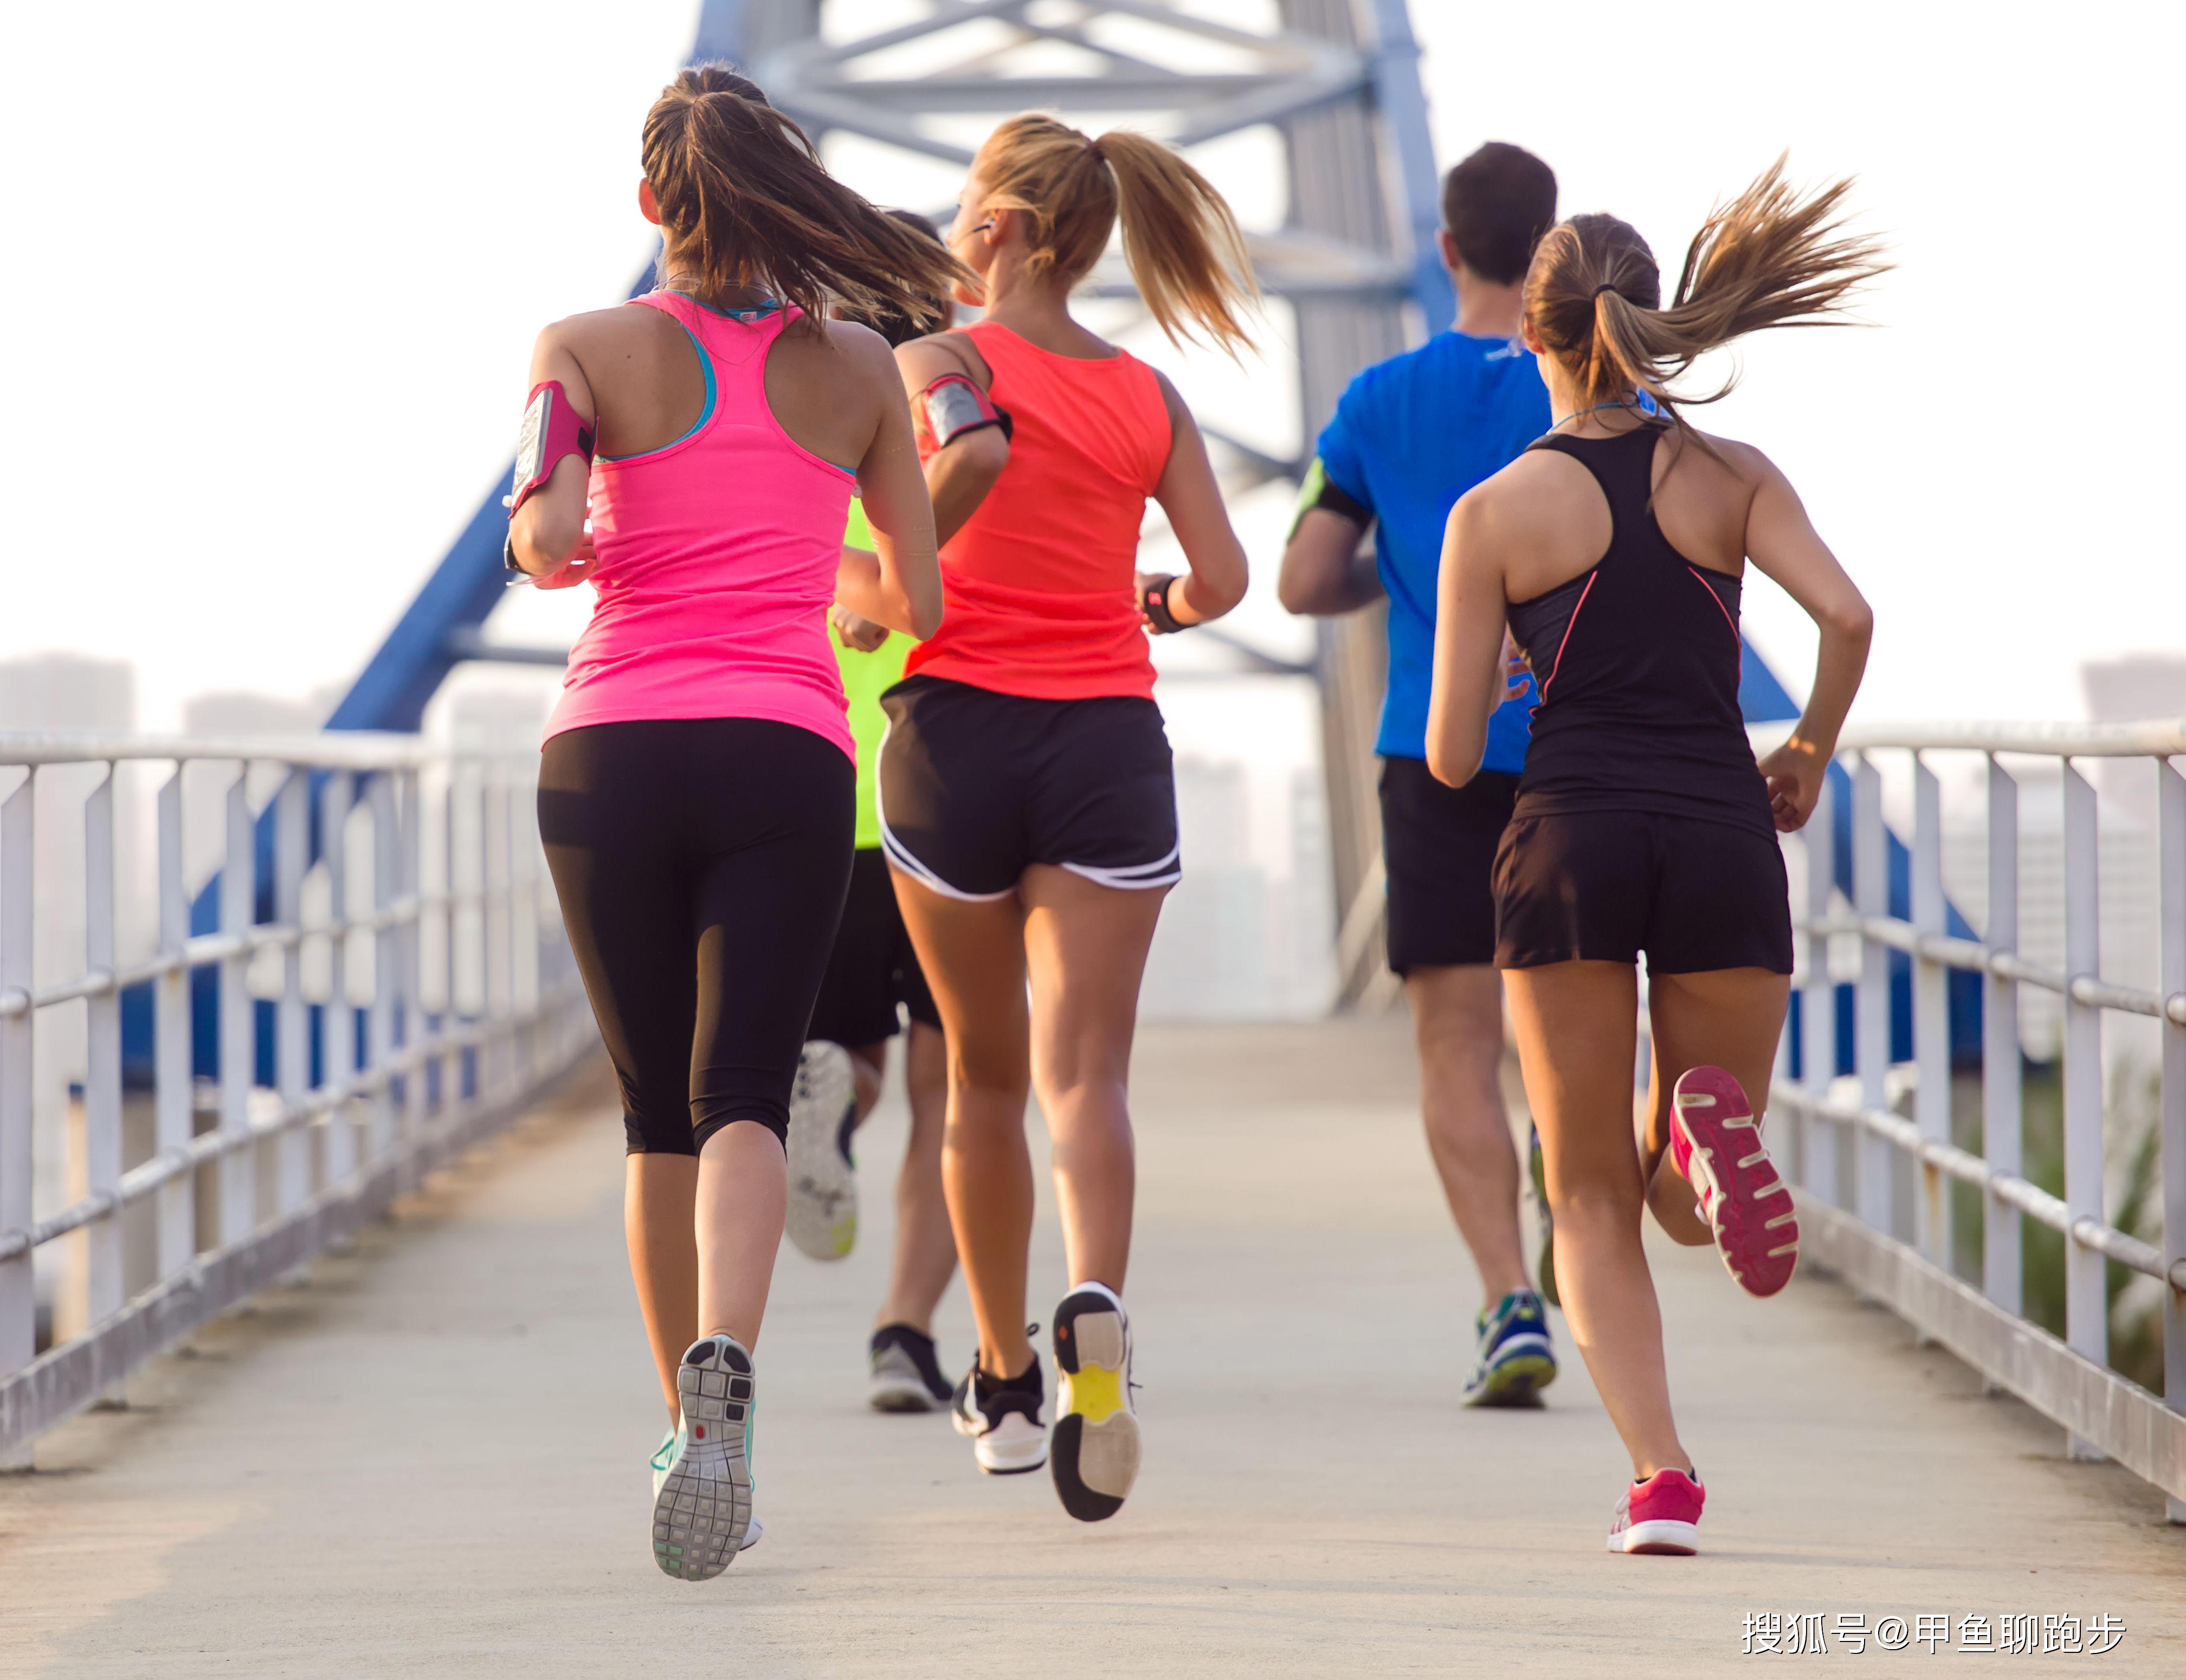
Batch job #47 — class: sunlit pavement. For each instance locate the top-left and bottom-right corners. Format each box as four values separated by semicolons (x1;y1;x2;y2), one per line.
4;1018;2181;1677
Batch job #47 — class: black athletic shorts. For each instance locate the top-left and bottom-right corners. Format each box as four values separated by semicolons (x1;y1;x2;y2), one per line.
807;847;941;1046
1492;809;1794;975
878;673;1179;900
1379;756;1519;973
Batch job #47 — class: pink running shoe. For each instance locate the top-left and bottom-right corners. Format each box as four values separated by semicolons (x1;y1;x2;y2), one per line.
1669;1065;1799;1297
1609;1467;1705;1554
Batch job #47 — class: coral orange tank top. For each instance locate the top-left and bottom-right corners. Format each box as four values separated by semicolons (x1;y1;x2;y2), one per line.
902;320;1172;701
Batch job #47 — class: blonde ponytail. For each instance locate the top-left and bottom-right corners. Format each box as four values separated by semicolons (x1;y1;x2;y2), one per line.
973;114;1258;355
1526;156;1889;421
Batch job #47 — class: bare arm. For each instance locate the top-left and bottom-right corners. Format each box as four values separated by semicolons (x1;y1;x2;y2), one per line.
840;332;944;640
895;333;1009;549
1278;508;1383;615
1425;490;1520;787
1144;371;1247;626
1741;451;1873;832
506;327;596;583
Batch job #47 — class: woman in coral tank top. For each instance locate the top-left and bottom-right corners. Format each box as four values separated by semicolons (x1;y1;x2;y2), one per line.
504;66;952;1580
879;113;1254;1522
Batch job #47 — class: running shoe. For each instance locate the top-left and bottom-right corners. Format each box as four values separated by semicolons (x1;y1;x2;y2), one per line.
1460;1286;1558;1408
1530;1126;1559;1308
950;1347;1048;1475
1608;1467;1705;1555
1050;1283;1139;1522
1669;1065;1799;1297
651;1335;757;1580
651;1426;760;1552
868;1323;952;1413
785;1041;857;1261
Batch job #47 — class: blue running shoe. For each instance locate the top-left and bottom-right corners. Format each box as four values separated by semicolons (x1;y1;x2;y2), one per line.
1461;1288;1558;1408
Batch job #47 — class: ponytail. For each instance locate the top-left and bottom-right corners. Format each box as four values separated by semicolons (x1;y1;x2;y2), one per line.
974;113;1258;356
642;65;971;331
1525;156;1888;426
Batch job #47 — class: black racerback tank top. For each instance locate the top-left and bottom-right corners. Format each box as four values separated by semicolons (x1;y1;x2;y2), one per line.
1504;425;1774;836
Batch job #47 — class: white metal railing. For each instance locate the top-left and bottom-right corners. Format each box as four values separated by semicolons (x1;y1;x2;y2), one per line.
1761;717;2186;1518
0;730;595;1462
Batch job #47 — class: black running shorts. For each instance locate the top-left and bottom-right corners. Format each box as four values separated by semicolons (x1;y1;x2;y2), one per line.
878;674;1179;900
807;847;941;1046
1379;756;1519;974
1493;810;1794;975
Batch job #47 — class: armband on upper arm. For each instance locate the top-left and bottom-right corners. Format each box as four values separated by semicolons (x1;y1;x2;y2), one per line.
505;381;597;517
1288;456;1372;542
915;372;1013;452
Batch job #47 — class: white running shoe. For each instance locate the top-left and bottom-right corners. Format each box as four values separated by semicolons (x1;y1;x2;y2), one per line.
1050;1282;1139;1522
652;1336;757;1580
650;1425;760;1552
785;1041;857;1261
950;1351;1049;1474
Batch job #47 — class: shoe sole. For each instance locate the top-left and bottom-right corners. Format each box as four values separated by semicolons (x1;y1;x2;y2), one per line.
1672;1066;1798;1298
654;1336;755;1581
1052;1286;1137;1522
1462;1349;1558;1408
869;1374;940;1413
1611;1518;1699;1555
785;1042;857;1261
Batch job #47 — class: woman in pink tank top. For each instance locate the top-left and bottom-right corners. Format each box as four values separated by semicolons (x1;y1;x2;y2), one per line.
503;65;953;1581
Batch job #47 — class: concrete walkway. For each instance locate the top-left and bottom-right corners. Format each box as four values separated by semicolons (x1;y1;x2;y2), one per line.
4;1018;2181;1677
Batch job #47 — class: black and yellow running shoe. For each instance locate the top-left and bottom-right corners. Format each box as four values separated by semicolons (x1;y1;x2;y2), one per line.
1050;1283;1138;1522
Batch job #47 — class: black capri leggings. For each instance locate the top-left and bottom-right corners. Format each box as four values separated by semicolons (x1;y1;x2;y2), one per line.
538;718;855;1155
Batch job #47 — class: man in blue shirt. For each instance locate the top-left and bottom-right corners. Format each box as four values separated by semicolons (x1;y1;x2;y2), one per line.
1280;143;1559;1407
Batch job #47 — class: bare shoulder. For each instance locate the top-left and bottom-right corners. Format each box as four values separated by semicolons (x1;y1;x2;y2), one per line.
541;303;652;353
896;328;989;386
1455;450;1578;540
1675;427;1779;489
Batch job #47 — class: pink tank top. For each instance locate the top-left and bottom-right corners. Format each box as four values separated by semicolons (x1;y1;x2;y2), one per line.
543;294;856;757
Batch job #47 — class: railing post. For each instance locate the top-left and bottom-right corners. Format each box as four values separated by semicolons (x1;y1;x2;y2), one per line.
154;767;193;1280
399;769;425;1150
2061;757;2107;1457
1983;755;2023;1321
1912;753;1951;1270
275;770;309;1218
83;768;123;1334
218;768;255;1247
1;771;35;1465
369;775;399;1166
320;772;355;1191
1853;753;1893;1237
483;767;510;1104
2157;754;2185;1522
1801;773;1837;1207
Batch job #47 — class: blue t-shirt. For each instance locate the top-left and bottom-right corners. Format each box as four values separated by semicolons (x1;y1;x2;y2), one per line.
1314;331;1551;771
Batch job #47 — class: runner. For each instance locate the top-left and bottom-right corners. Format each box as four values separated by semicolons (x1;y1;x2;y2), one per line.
879;114;1255;1521
506;66;954;1580
1277;142;1562;1407
1423;158;1880;1554
788;210;963;1416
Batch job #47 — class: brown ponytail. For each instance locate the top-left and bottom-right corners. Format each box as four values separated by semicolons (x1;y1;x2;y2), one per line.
973;114;1258;355
641;65;971;331
1525;156;1888;426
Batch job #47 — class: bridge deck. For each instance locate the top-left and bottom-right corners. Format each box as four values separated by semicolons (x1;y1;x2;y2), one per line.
4;1018;2181;1675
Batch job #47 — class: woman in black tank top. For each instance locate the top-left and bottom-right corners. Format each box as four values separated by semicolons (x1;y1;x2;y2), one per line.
1423;160;1880;1554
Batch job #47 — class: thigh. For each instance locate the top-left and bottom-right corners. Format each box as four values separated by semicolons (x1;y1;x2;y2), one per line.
1640;967;1792;1170
686;723;857;1141
1404;963;1505;1068
1381;760;1515;974
1021;865;1166;1096
1026;697;1179;889
1493;812;1650;970
891;870;1030;1087
539;724;700;1153
1503;961;1642;1200
1642;818;1795;977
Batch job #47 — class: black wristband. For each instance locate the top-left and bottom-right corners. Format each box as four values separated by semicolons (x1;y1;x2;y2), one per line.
1141;574;1187;635
503;531;523;572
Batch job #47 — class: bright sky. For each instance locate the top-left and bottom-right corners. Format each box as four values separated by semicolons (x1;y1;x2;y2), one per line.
4;0;2181;733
